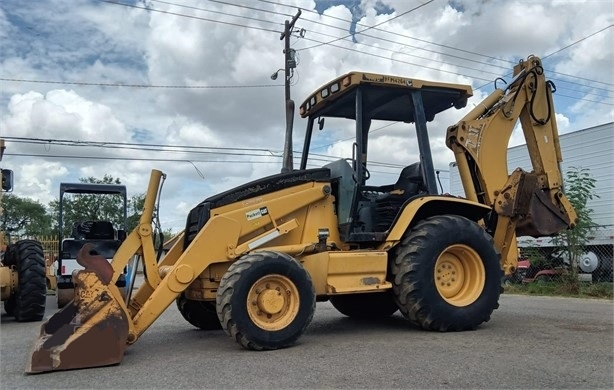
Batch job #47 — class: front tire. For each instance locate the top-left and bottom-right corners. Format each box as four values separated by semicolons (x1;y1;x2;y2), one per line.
216;251;315;350
390;215;502;331
176;293;221;330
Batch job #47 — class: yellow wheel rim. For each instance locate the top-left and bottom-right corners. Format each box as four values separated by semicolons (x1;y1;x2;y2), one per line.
434;244;485;307
247;274;300;331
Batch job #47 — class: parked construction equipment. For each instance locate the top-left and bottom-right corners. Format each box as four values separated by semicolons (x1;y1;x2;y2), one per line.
1;139;47;322
55;182;129;307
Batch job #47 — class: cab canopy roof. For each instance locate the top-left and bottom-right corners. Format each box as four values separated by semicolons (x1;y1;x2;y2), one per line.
299;71;473;122
59;183;127;196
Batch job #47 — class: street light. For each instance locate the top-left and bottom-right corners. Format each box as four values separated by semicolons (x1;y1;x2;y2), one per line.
270;69;284;80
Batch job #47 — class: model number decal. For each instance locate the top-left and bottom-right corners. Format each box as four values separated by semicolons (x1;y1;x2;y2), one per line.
246;207;269;221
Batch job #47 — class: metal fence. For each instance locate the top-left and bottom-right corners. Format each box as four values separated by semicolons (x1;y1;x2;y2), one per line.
515;226;614;283
31;235;59;260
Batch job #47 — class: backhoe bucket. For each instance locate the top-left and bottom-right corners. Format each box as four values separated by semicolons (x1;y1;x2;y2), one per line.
26;270;130;374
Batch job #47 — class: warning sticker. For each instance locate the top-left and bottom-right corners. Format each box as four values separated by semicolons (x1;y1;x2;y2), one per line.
246;206;269;221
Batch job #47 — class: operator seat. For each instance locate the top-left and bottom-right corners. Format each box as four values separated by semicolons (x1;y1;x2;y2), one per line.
83;221;115;240
73;220;115;240
393;162;425;196
374;162;426;231
62;220;119;259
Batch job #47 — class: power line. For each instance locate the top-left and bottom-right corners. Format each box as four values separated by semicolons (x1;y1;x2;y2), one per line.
258;0;511;63
205;0;293;18
214;0;504;80
5;1;609;106
5;152;410;178
2;53;609;104
474;24;614;91
300;26;613;94
102;0;613;94
4;136;282;155
265;0;612;90
99;0;280;34
284;18;613;96
305;29;614;94
0;77;282;89
295;25;506;78
299;0;435;51
5;152;279;164
549;92;613;106
150;0;284;27
311;122;398;152
544;24;613;64
299;36;498;83
6;138;411;170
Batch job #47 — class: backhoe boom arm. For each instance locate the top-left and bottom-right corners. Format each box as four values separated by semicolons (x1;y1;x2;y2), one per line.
446;55;577;274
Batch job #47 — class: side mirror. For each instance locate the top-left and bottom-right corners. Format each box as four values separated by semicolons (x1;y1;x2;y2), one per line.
1;169;13;192
117;229;127;242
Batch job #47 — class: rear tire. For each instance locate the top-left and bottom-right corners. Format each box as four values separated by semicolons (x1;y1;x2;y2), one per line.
11;240;47;322
330;292;398;319
390;215;502;331
216;251;315;350
176;293;221;330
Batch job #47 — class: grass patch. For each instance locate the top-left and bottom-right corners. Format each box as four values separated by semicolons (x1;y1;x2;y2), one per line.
503;282;613;299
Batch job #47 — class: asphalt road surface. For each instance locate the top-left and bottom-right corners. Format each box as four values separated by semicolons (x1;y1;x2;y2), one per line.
1;293;613;389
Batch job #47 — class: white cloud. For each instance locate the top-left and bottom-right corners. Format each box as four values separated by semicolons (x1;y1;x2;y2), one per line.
3;89;127;143
18;161;68;204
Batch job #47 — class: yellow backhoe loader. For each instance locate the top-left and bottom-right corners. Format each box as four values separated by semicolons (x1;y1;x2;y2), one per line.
1;139;47;322
27;55;576;373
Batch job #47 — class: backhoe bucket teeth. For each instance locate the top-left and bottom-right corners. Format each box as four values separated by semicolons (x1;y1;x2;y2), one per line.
26;270;130;374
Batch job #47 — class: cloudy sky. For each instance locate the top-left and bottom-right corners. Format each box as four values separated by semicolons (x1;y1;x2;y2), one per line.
1;0;612;232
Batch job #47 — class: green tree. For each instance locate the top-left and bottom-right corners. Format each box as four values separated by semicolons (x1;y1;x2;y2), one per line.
553;166;599;291
0;194;53;240
127;193;145;232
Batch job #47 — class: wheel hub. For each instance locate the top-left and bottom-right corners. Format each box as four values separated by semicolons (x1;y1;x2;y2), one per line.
434;244;485;307
247;275;299;331
257;289;285;315
435;257;464;298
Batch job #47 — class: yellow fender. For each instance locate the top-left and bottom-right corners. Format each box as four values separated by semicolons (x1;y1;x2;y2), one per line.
382;195;491;247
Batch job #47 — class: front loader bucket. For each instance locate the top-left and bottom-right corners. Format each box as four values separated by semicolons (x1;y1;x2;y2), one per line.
26;270;130;374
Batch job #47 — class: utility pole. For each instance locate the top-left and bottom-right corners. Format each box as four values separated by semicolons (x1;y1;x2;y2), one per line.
280;9;301;173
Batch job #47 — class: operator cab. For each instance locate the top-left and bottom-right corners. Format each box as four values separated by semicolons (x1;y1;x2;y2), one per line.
299;72;472;244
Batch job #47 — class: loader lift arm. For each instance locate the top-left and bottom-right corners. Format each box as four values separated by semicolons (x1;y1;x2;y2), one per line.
27;169;335;373
446;55;577;274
